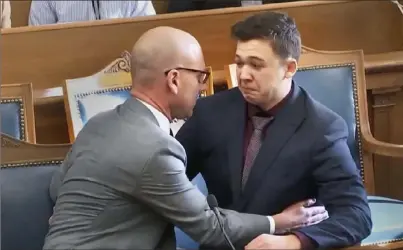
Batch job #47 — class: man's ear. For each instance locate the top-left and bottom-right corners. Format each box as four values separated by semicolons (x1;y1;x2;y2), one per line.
284;58;298;79
168;71;179;95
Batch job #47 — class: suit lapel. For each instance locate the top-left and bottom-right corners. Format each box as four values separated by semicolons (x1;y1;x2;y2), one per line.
235;85;307;210
224;89;247;203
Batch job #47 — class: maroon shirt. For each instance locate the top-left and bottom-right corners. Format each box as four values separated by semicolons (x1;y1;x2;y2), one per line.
242;85;316;249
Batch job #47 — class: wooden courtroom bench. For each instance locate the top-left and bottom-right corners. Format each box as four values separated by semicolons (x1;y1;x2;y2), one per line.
1;0;402;143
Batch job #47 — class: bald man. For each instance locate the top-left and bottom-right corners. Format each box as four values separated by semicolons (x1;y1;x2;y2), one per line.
44;27;327;250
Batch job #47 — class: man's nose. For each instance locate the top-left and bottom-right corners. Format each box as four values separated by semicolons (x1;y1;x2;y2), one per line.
238;67;251;81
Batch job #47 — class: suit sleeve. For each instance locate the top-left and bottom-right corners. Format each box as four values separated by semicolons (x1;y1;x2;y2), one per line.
136;143;272;248
296;117;372;248
49;149;73;203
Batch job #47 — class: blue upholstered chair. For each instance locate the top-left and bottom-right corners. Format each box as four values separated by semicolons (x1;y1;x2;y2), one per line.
0;133;208;250
295;48;403;247
225;47;403;248
1;133;70;250
1;83;36;142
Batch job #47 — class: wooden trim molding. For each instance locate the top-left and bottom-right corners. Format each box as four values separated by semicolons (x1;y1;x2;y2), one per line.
365;51;403;74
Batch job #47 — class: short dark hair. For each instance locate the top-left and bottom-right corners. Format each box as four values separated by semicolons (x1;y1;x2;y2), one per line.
231;11;301;61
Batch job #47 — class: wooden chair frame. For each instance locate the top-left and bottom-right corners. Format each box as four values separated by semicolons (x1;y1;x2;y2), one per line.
1;82;36;143
201;66;215;97
1;132;71;166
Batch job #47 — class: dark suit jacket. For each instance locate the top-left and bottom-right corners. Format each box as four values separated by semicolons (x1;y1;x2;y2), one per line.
176;84;372;248
167;0;297;13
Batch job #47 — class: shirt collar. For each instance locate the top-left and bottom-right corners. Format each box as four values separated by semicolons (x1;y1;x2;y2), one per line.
137;99;170;135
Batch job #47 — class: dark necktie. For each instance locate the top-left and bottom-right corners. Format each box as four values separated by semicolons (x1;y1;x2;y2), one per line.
169;129;174;137
242;116;273;189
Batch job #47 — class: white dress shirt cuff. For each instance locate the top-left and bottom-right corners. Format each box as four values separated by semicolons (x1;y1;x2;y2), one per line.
267;216;276;234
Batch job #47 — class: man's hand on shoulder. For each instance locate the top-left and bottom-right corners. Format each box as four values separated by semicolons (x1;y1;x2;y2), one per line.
245;234;302;249
273;198;329;233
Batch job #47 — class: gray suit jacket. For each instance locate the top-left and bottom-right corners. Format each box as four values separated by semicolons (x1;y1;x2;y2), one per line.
43;97;272;250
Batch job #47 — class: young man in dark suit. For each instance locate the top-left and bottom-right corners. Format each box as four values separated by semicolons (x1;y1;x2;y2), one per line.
176;11;372;249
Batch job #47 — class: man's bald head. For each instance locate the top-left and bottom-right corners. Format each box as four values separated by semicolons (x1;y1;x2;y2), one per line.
130;27;207;121
130;26;204;86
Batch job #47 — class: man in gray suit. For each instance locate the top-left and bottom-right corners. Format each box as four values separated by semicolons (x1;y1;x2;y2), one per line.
44;26;328;250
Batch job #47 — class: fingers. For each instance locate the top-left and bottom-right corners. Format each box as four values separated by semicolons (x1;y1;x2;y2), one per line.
302;198;316;207
291;206;328;229
305;205;326;216
304;210;329;226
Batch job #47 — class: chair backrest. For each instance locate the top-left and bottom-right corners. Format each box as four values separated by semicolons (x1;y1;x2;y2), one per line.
224;47;375;194
1;83;36;142
63;51;132;141
1;133;71;250
64;51;215;140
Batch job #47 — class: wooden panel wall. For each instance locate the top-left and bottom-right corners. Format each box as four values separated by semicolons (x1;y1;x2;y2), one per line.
9;1;30;28
2;1;403;92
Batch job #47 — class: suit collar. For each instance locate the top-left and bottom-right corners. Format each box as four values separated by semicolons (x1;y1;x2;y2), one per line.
136;99;170;135
120;97;160;128
270;82;305;126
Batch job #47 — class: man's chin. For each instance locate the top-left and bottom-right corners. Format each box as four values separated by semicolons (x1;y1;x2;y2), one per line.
243;95;259;106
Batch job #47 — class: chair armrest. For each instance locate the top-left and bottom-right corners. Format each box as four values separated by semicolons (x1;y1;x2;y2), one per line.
343;240;403;250
361;126;403;158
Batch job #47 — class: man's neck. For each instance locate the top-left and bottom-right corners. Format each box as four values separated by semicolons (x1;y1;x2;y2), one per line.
259;81;292;111
130;89;172;122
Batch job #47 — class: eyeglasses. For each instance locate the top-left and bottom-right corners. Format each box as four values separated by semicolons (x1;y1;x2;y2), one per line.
164;67;210;84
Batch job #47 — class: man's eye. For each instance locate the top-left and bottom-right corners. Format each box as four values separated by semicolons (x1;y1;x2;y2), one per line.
251;63;261;69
